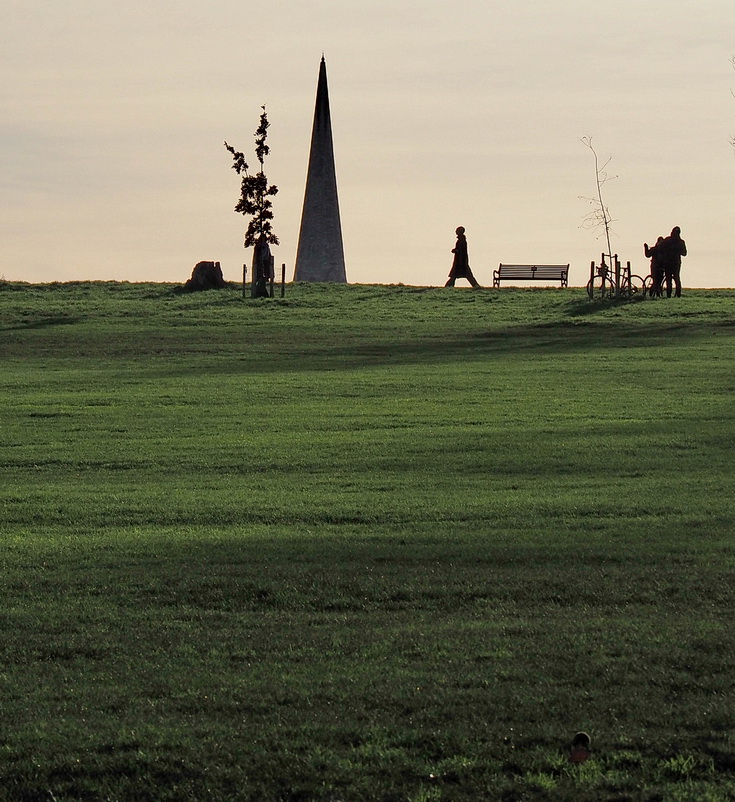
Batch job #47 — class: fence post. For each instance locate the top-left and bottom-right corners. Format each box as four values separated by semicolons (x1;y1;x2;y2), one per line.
242;264;247;298
281;263;286;298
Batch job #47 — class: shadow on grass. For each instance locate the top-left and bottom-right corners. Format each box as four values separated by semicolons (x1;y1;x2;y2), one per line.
565;294;648;317
3;284;731;376
144;317;726;379
0;314;83;332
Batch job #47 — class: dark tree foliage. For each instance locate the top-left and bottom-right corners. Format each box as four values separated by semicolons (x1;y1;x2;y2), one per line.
224;106;279;248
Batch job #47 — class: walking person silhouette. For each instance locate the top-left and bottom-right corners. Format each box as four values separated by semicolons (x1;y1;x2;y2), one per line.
445;226;480;288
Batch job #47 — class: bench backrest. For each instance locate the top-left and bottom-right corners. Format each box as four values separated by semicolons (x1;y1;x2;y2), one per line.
497;264;569;278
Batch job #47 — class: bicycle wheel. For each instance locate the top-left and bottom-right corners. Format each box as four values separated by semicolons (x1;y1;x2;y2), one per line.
586;274;614;299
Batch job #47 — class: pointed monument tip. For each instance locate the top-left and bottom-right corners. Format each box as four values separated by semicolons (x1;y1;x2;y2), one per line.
295;51;346;283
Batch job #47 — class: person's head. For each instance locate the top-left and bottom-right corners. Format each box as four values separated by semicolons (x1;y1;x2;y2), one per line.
671;226;681;237
657;236;664;244
456;226;465;236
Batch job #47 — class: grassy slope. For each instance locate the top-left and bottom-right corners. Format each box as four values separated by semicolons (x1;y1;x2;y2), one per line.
1;282;734;801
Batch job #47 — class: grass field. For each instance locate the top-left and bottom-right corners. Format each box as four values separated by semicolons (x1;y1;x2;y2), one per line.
1;281;734;801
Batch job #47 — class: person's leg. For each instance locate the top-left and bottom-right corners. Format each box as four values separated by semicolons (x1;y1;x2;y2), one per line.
654;267;663;296
444;277;455;287
664;268;673;297
673;266;681;297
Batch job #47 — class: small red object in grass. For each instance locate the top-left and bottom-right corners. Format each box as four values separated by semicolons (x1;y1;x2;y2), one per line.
569;731;591;763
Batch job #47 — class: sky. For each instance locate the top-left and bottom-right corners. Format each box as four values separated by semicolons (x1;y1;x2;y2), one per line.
2;0;734;288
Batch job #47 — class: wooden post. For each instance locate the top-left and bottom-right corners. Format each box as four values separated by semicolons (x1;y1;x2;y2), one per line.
601;253;608;298
269;255;275;298
281;263;286;297
242;264;247;298
614;254;621;298
588;260;595;299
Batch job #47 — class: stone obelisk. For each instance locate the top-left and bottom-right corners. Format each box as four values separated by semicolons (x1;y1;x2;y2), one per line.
293;57;347;282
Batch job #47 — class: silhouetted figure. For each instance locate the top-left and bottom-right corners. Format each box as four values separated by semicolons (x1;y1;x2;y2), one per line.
644;236;665;297
658;226;687;297
445;226;480;288
251;235;273;298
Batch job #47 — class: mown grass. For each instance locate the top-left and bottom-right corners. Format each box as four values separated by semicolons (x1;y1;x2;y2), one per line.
1;281;734;800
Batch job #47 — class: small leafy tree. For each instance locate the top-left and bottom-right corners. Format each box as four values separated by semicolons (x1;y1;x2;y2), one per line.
579;136;617;267
225;106;279;245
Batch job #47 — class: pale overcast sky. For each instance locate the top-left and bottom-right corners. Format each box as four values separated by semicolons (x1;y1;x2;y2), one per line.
2;0;733;287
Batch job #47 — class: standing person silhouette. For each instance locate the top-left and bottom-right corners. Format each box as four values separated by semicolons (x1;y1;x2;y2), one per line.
445;226;480;288
644;236;665;297
659;226;687;297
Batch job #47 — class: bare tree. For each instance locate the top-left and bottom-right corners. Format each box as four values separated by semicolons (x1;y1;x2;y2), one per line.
579;136;617;267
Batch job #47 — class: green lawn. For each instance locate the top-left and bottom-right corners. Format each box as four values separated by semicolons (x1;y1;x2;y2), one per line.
1;281;734;800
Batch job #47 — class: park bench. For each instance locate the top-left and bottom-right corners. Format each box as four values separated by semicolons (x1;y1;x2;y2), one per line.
493;263;570;288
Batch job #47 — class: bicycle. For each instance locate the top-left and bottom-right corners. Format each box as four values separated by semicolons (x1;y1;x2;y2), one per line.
586;254;647;299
